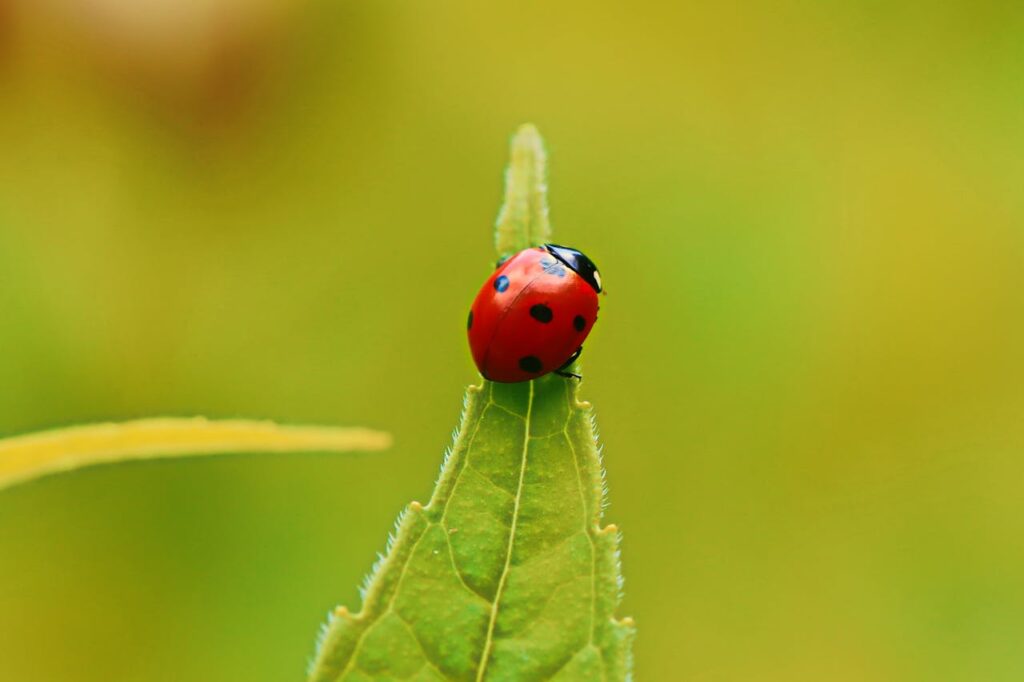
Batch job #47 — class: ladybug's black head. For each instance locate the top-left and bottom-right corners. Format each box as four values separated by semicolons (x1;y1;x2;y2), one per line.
544;243;602;293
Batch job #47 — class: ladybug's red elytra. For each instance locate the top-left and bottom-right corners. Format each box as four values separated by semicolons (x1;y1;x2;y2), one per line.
467;244;602;383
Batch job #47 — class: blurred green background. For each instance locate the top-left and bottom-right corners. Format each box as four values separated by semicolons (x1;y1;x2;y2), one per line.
1;1;1022;680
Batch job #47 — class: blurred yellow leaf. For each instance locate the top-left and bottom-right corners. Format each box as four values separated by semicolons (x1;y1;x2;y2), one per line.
0;417;391;491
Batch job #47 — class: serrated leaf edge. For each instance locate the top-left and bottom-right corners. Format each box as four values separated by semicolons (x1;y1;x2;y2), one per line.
307;380;635;681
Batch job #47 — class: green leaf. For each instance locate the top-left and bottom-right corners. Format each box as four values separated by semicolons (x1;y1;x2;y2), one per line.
308;125;634;681
0;418;391;491
494;124;552;259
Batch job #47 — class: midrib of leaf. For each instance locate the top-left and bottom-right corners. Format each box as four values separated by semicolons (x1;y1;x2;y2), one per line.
308;124;634;682
475;379;532;681
311;378;631;681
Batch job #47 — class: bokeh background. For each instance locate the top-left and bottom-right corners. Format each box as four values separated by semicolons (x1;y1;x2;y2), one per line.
1;1;1022;680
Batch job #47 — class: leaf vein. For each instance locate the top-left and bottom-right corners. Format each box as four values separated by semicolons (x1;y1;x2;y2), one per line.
463;462;516;500
474;379;534;681
488;402;527;422
393;610;451;680
441;522;492;603
541;643;602;682
562;381;598;650
513;529;586;569
337;521;432;680
440;385;495;526
516;570;589;639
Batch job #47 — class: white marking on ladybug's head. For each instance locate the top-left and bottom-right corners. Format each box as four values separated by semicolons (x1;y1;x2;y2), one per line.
593;270;602;291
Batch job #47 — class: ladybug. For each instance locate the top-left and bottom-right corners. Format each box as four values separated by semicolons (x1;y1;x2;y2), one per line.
467;243;602;383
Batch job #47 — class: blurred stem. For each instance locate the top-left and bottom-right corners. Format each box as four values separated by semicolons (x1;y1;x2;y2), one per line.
0;417;391;491
494;124;552;258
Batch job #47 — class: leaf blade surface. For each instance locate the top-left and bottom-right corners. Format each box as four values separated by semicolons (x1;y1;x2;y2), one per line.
310;377;632;682
309;123;633;682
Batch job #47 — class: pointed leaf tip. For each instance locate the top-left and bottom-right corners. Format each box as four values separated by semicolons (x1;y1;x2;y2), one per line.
494;123;551;258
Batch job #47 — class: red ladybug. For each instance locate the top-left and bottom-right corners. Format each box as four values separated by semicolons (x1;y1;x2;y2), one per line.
467;243;602;383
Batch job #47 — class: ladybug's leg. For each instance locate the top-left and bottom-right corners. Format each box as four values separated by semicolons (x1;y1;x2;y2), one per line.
555;347;583;380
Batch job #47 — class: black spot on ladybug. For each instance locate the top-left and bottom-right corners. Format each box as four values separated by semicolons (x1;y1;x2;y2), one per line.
467;310;473;329
529;304;553;323
573;315;586;332
494;275;510;292
519;356;543;373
